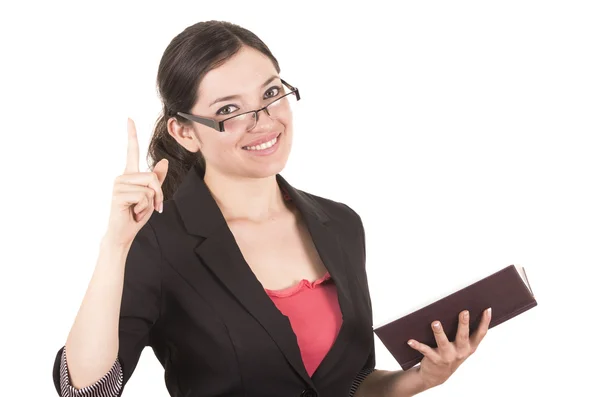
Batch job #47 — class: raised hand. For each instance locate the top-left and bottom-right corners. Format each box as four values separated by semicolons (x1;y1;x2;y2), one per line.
406;308;492;390
104;118;169;246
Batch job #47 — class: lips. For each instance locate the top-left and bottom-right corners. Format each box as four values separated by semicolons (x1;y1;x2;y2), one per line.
242;132;281;149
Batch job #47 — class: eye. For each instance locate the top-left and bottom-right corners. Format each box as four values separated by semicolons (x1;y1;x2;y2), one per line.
264;86;281;99
216;104;239;116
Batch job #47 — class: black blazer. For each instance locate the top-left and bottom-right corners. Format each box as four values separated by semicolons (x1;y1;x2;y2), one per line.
53;163;375;397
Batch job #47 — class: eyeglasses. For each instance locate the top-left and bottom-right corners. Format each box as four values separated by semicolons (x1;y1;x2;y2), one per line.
177;79;300;133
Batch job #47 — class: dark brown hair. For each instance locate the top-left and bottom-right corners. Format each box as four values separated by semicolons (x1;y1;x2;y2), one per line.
147;20;281;200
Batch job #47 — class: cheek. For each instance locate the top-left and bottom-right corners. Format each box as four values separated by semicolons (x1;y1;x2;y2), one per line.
279;117;292;135
215;136;241;156
193;128;235;159
283;121;293;143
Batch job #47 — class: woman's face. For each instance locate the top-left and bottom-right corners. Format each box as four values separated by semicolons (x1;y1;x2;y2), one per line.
174;46;294;180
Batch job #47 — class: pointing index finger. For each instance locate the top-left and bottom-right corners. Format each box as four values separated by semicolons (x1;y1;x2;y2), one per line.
125;118;140;173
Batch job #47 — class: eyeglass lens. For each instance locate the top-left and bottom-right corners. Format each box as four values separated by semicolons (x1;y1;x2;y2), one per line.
222;92;296;133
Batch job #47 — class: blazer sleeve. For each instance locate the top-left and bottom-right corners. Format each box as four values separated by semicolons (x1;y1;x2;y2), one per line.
52;221;163;397
348;336;376;396
346;206;377;396
58;346;123;396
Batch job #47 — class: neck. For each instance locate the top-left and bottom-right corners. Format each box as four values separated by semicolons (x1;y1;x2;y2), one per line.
203;168;287;222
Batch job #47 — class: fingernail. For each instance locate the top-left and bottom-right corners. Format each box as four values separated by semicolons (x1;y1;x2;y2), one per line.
463;311;469;321
159;202;163;213
407;340;414;346
433;321;441;329
487;307;492;317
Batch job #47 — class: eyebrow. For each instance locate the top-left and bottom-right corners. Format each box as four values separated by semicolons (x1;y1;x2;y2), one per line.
209;75;280;107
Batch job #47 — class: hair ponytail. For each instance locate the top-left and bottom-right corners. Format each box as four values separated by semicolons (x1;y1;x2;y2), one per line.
147;111;205;201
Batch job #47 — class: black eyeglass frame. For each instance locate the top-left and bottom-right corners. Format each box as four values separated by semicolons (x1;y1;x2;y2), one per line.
176;79;300;132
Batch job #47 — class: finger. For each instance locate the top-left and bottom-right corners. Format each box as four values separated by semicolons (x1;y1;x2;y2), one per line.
152;159;169;212
132;193;152;214
470;307;492;350
114;184;156;198
115;184;155;212
455;310;471;351
431;321;451;351
153;158;169;186
407;339;440;363
115;190;150;208
116;172;163;211
134;205;151;223
125;118;140;174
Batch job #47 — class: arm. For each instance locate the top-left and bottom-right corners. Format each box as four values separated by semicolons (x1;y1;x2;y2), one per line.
349;338;427;397
61;237;132;389
53;222;162;396
353;368;427;397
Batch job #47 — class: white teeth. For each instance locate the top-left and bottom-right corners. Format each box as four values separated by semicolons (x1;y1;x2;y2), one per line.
244;136;278;151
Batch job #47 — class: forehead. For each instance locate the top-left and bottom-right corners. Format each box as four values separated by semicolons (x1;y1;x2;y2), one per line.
198;46;278;103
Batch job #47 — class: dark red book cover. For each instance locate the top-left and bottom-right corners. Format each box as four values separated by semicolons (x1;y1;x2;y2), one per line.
373;264;537;370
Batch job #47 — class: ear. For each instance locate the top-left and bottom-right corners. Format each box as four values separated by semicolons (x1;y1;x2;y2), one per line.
167;117;201;152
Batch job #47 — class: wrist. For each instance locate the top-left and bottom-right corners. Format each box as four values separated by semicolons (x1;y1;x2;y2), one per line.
101;233;133;252
98;235;133;268
390;366;429;397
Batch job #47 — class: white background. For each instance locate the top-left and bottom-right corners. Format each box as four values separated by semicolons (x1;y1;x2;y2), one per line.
1;1;598;395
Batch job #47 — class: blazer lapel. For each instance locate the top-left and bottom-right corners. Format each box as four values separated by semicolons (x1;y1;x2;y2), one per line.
195;228;314;384
276;175;357;379
172;164;356;384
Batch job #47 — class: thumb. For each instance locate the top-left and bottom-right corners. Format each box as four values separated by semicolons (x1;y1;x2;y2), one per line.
154;159;169;185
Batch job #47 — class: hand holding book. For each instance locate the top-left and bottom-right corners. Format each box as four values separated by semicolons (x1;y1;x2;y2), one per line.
401;307;493;391
375;265;537;372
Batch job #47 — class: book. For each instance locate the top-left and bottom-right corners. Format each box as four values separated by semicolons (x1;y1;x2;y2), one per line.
373;264;537;371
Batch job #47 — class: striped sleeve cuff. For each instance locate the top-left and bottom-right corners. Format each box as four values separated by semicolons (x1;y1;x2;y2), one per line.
348;367;376;396
59;347;123;397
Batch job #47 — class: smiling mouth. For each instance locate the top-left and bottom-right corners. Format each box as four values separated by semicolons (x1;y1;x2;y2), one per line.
242;133;281;151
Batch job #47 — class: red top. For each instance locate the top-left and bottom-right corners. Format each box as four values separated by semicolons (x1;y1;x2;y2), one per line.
265;272;342;377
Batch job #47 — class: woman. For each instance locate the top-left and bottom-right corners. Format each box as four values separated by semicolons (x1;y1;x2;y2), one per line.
52;20;491;397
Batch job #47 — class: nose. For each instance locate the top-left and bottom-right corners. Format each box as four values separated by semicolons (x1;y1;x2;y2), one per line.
249;107;275;132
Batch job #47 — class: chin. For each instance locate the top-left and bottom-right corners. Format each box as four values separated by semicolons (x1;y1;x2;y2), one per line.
246;156;288;179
